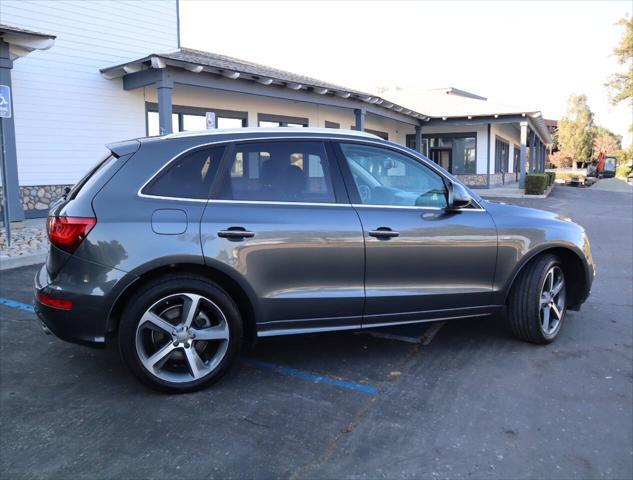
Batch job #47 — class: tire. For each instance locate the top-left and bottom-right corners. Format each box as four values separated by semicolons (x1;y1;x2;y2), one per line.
118;275;243;393
507;254;567;344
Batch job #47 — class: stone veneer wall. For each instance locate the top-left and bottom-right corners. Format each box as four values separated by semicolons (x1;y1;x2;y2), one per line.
455;174;488;186
20;185;72;213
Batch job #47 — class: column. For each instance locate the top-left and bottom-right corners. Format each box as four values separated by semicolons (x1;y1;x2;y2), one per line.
528;130;535;173
414;125;422;153
519;122;528;188
354;108;365;132
156;72;174;135
0;40;23;222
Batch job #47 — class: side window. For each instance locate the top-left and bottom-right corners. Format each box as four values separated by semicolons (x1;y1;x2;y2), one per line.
340;143;447;208
143;146;225;199
217;141;336;203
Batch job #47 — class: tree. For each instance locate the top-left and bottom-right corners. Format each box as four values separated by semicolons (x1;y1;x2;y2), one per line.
606;16;633;108
592;126;622;159
557;94;594;167
549;150;573;169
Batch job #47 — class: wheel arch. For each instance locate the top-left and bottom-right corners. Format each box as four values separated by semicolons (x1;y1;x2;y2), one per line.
503;245;589;311
106;262;259;348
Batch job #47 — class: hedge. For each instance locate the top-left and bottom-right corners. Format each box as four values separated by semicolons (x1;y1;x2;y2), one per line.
525;173;549;195
546;171;556;186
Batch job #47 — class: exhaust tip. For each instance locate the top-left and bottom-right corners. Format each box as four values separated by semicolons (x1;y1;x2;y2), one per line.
40;321;51;335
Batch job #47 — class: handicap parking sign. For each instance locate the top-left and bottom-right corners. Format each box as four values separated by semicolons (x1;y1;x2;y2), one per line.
0;85;12;118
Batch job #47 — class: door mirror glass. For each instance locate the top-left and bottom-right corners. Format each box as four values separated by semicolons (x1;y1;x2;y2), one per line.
448;181;473;210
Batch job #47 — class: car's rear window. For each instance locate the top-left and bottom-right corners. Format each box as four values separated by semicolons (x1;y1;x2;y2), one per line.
142;146;225;200
67;154;117;200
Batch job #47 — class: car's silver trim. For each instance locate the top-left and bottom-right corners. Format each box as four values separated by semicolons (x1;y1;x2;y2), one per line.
207;199;351;208
256;312;491;337
136;135;486;212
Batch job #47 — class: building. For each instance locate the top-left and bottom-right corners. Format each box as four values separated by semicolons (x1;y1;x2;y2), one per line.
0;0;551;222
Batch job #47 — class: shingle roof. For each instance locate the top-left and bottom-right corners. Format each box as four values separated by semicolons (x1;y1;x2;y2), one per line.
162;48;368;96
100;47;429;122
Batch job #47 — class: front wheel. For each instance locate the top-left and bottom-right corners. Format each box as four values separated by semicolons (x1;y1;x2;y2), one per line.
119;275;243;393
507;254;567;344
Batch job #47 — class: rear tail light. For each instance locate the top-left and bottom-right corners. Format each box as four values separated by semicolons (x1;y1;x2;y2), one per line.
36;291;73;311
47;216;96;253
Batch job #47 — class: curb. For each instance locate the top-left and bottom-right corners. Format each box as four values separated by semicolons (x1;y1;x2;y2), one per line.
0;252;47;271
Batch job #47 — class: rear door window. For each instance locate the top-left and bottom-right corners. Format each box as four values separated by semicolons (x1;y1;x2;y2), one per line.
216;141;336;203
143;146;225;199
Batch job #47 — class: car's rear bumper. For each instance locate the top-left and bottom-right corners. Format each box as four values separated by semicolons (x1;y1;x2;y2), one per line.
33;256;134;347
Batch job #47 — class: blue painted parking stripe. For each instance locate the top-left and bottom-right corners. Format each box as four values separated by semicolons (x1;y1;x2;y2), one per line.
242;358;380;395
0;297;35;313
0;295;380;395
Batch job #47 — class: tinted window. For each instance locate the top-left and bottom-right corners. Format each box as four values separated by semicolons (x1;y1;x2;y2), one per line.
217;141;335;203
144;146;225;199
340;143;447;208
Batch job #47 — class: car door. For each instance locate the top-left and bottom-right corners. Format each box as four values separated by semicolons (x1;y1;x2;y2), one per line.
200;139;365;335
335;141;498;327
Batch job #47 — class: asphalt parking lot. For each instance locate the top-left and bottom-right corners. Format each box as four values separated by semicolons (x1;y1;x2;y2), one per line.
1;185;632;479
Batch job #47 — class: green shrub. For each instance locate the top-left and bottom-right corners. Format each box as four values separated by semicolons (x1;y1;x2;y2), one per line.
546;171;556;186
525;174;549;195
616;164;633;180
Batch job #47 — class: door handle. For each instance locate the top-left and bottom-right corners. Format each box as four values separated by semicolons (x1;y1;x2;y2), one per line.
368;227;399;239
217;227;255;239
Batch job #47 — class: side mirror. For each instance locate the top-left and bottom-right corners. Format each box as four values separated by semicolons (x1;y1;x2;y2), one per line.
447;181;472;210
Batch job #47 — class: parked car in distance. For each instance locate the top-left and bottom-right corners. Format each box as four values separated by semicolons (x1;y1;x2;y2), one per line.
35;128;595;393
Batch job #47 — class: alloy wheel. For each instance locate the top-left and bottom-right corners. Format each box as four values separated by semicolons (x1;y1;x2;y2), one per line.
135;293;230;383
539;266;566;336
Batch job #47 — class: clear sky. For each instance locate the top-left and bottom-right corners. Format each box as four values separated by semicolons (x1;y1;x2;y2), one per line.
180;0;632;146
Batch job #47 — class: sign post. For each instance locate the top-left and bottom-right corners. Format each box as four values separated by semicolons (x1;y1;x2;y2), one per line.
0;84;12;246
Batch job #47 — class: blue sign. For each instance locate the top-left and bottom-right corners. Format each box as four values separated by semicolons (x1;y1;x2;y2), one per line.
0;85;11;118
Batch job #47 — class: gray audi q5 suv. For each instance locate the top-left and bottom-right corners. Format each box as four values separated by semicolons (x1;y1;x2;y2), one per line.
35;128;594;392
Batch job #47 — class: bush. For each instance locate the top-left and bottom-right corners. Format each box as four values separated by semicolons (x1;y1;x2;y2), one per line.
525;174;549;195
616;164;633;180
546;171;556;186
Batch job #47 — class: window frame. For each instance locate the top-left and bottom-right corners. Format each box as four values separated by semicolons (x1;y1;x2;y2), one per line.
257;113;309;128
145;103;248;135
332;141;452;210
209;139;349;205
494;136;510;174
405;132;478;175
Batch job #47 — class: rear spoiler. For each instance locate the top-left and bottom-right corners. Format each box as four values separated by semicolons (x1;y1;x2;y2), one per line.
106;139;141;157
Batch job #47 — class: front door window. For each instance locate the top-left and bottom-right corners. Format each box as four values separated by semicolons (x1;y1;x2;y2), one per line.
339;143;448;208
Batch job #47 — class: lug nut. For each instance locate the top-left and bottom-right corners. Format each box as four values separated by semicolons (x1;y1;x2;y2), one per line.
173;341;179;347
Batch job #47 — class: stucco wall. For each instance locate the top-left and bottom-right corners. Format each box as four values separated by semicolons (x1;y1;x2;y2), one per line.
490;123;521;174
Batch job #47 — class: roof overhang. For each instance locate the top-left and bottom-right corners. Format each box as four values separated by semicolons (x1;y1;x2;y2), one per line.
100;52;430;125
0;24;56;60
425;112;552;145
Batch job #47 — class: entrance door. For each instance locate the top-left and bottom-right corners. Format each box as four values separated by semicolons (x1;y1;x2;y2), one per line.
337;142;497;326
430;148;452;171
201;140;365;334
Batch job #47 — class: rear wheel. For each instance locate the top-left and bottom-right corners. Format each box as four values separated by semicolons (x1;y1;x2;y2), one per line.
119;275;243;393
507;254;567;344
